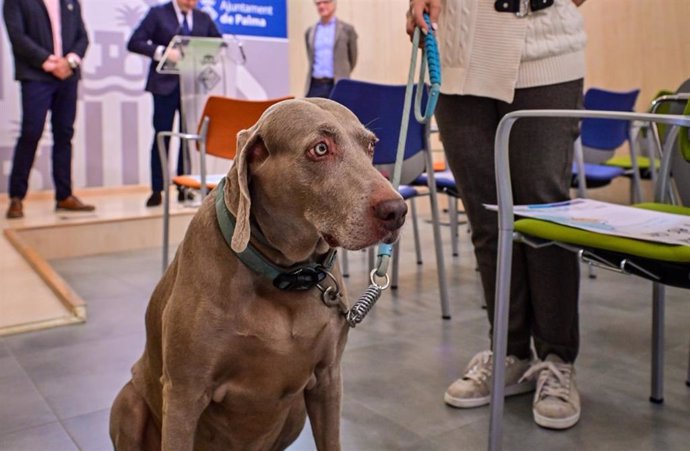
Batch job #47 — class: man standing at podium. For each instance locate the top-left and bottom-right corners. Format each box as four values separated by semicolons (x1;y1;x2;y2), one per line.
127;0;221;207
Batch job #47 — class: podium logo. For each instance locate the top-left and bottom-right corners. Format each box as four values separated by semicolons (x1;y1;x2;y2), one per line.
199;66;222;92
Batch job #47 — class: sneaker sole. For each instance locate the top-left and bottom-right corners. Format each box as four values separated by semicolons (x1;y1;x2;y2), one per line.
444;380;536;409
533;410;580;430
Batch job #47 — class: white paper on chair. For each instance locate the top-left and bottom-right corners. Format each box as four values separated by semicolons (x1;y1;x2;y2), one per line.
485;198;690;246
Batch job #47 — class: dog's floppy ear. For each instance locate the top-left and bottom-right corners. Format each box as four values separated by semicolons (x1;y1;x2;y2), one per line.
231;127;267;253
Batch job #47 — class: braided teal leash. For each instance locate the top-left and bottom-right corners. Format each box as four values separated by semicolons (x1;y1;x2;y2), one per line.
390;13;441;207
347;13;442;327
416;14;442;122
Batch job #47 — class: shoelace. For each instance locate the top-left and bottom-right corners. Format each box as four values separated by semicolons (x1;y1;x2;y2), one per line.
463;351;520;384
520;361;573;401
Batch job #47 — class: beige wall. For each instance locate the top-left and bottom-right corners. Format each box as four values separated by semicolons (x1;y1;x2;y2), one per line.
582;0;690;110
287;0;690;110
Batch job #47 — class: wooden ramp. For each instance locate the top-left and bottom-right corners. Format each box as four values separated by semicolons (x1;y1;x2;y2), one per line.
0;187;194;336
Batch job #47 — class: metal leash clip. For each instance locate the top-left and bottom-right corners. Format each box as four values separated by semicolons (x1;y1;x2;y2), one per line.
317;270;348;314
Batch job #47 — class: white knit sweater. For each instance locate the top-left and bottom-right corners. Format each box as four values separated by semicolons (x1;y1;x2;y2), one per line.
437;0;587;103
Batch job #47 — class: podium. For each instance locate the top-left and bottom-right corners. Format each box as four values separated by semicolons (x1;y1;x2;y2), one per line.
157;35;245;140
154;36;246;270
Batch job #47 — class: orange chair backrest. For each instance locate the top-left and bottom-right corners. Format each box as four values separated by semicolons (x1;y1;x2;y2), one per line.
197;95;293;159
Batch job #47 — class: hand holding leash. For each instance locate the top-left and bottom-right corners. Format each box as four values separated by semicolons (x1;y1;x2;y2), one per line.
406;0;441;37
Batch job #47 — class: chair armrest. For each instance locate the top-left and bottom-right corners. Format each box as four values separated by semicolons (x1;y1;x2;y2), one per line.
156;131;204;194
156;131;202;141
650;93;690;113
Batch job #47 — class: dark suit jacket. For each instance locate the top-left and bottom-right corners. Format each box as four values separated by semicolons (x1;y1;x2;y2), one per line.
127;2;222;96
2;0;89;81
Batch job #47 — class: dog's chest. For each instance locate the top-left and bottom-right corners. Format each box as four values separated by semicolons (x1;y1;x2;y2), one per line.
207;331;341;425
210;301;346;403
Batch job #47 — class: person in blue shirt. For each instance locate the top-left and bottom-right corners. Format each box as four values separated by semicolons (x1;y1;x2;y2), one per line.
304;0;358;98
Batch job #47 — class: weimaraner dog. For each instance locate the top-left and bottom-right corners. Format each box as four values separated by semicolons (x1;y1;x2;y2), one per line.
109;98;407;450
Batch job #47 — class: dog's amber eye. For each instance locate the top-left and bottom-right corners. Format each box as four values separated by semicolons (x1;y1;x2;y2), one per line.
313;142;329;156
367;141;376;155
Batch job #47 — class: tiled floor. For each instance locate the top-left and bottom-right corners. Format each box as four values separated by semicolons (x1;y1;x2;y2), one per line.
1;204;689;450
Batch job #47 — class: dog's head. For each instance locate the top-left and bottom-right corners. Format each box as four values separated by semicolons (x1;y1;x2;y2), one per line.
226;98;407;258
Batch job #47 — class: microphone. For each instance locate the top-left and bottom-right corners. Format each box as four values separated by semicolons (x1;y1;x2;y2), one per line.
237;40;247;64
225;34;247;65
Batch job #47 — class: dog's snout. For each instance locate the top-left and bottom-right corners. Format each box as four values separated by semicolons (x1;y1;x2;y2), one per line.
373;199;407;231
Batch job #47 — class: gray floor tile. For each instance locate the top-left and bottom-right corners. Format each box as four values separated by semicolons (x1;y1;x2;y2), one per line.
0;355;57;436
0;421;77;451
0;339;9;359
287;398;427;451
3;294;146;355
12;334;143;420
61;409;112;451
52;271;139;303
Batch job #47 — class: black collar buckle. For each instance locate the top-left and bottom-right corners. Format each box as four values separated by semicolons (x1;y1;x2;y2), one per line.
273;266;328;291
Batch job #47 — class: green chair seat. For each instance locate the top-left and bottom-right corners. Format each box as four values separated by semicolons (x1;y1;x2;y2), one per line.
605;155;660;171
515;203;690;263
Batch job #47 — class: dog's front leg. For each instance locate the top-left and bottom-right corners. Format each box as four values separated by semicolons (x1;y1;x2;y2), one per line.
160;378;211;451
305;364;342;451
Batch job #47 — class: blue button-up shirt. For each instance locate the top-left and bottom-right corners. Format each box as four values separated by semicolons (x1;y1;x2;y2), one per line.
312;18;336;78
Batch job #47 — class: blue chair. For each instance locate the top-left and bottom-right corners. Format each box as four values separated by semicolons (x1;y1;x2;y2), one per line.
330;79;451;318
573;88;642;201
605;89;674;188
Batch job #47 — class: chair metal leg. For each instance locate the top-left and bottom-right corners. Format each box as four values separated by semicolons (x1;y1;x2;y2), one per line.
157;133;172;273
628;129;644;203
686;337;690;387
449;196;459;257
162;185;171;273
650;282;665;403
573;137;588;199
424;150;451;319
488;227;515;451
410;198;423;265
341;250;349;278
391;241;400;289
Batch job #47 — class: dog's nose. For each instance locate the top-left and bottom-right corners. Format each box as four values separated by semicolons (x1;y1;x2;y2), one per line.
373;199;408;231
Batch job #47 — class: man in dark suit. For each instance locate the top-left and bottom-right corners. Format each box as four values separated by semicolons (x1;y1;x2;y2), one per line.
128;0;222;207
305;0;358;98
3;0;94;219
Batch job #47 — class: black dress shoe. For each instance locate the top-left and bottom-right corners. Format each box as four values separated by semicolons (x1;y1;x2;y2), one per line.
146;192;162;207
177;189;194;203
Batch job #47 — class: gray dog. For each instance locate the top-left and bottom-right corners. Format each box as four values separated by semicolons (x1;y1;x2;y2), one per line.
109;98;407;450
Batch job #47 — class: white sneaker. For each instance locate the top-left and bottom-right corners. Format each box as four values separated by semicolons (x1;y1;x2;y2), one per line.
521;354;580;430
444;350;535;408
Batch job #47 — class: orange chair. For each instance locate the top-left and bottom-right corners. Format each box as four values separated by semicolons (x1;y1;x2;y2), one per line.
157;95;292;270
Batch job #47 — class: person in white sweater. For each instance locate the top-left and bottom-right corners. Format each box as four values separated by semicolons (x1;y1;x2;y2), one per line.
408;0;587;430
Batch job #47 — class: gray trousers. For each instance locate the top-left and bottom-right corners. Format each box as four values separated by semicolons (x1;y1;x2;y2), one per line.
435;79;583;362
